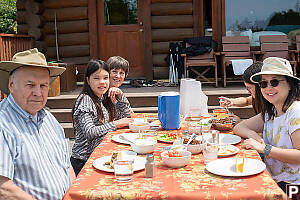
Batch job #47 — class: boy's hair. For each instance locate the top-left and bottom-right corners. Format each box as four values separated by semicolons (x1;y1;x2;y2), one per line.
243;61;263;84
107;56;129;76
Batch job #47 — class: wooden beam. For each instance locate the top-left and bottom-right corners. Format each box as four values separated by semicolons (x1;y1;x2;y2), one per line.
45;32;89;47
88;0;98;59
46;45;90;58
152;28;193;42
151;3;192;16
43;20;89;34
151;15;193;29
193;0;204;37
43;7;88;22
16;11;27;24
43;0;87;9
143;0;153;80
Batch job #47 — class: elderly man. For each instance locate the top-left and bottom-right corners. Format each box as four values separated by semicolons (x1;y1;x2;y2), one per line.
0;48;75;200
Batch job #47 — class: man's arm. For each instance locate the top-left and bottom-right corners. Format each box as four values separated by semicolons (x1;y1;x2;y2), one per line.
0;176;36;200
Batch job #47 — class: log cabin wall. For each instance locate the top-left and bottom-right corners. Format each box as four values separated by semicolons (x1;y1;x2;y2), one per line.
151;0;194;79
17;0;89;81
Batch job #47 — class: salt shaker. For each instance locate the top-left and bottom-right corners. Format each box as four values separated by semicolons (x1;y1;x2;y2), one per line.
145;154;155;178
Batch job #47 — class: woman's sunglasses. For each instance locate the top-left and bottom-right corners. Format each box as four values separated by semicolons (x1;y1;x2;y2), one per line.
258;79;285;89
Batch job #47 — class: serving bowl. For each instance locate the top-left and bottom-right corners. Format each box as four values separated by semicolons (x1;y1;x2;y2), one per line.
130;138;157;154
187;144;205;154
212;123;233;131
129;122;151;132
161;150;191;168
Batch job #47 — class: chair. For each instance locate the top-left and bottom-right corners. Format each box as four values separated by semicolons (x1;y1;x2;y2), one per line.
221;36;255;87
182;43;218;87
259;35;297;75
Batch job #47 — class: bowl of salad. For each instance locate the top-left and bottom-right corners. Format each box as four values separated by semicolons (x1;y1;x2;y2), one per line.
161;150;191;168
157;132;179;143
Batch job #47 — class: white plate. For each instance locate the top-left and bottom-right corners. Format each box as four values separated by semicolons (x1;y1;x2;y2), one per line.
112;133;140;144
210;134;241;145
218;144;240;157
206;158;266;177
93;155;146;173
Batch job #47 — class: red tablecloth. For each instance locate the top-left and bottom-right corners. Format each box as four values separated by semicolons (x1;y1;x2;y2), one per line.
63;114;286;200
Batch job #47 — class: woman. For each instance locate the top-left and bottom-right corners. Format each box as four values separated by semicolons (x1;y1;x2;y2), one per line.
219;61;264;115
233;57;300;192
70;60;132;175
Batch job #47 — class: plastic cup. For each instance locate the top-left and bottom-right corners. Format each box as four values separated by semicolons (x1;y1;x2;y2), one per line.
189;107;201;121
114;160;134;182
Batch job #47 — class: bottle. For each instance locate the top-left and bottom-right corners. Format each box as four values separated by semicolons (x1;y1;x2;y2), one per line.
145;154;155;178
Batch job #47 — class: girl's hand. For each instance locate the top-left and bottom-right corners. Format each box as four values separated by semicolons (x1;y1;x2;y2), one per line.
113;117;133;128
219;96;234;107
108;87;123;104
243;138;265;153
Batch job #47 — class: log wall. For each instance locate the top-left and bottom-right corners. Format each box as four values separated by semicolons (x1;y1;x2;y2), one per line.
16;0;89;81
151;0;194;79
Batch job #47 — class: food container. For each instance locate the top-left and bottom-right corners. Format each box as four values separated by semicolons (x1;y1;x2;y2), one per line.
161;150;191;168
130;138;157;154
129;122;151;132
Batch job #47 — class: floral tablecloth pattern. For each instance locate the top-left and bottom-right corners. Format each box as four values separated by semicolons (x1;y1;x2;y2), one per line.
63;114;286;200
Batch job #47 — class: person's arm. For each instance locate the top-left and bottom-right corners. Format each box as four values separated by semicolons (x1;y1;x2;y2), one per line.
243;129;300;164
0;176;36;200
219;96;252;107
69;167;76;182
233;113;264;141
115;93;131;119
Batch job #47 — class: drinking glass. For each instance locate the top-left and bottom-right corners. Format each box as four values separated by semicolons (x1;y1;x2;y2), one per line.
203;142;218;164
188;122;201;135
236;152;245;173
114;160;134;182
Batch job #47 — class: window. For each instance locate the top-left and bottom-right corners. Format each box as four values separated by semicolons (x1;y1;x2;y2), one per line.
225;0;300;45
104;0;138;25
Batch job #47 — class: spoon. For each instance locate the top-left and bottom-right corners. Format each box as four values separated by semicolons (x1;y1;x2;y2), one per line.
119;135;135;144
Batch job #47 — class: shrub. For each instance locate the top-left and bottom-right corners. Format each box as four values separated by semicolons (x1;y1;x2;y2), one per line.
0;0;17;34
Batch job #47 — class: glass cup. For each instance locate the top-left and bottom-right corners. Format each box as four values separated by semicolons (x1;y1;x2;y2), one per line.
207;130;219;144
188;122;201;135
114;160;134;182
203;142;218;164
236;152;245;173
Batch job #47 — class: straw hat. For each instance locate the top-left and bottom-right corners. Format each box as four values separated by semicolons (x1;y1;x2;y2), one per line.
251;57;300;83
0;48;66;94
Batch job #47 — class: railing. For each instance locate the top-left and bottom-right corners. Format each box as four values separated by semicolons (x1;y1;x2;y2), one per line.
0;34;33;101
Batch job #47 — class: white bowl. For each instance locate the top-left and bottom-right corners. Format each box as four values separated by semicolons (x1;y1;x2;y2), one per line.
161;150;191;168
129;122;151;132
187;143;205;154
130;138;157;154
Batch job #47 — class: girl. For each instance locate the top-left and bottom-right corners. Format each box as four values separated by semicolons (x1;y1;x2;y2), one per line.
70;60;132;175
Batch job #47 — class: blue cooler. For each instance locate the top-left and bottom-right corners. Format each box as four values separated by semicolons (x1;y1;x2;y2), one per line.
158;92;180;130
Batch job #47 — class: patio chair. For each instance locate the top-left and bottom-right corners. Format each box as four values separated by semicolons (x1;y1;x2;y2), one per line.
259;35;297;75
221;36;256;87
182;43;218;87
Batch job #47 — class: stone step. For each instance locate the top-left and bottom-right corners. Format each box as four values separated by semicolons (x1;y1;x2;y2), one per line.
51;105;255;124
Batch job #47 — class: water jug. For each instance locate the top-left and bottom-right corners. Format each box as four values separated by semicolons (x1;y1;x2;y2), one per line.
158;92;180;130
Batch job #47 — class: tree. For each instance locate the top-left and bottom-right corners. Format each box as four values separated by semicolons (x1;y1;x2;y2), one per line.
0;0;17;34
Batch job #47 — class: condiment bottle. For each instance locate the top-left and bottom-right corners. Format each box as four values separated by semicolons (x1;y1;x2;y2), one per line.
145;154;155;178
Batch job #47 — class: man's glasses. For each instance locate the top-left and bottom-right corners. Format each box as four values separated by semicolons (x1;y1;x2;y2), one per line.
258;79;285;89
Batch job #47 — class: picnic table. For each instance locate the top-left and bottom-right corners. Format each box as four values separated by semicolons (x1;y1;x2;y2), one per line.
63;113;286;200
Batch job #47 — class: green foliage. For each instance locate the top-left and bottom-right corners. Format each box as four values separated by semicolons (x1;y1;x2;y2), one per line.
0;0;17;34
269;9;300;26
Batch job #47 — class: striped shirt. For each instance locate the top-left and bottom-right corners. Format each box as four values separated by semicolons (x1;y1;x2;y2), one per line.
0;95;71;200
71;93;131;161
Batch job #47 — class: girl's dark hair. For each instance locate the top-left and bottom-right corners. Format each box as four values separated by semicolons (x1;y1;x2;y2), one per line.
262;76;300;121
243;61;263;114
72;60;116;124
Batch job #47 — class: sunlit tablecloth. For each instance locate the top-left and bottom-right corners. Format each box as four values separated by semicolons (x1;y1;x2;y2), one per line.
63;113;286;200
